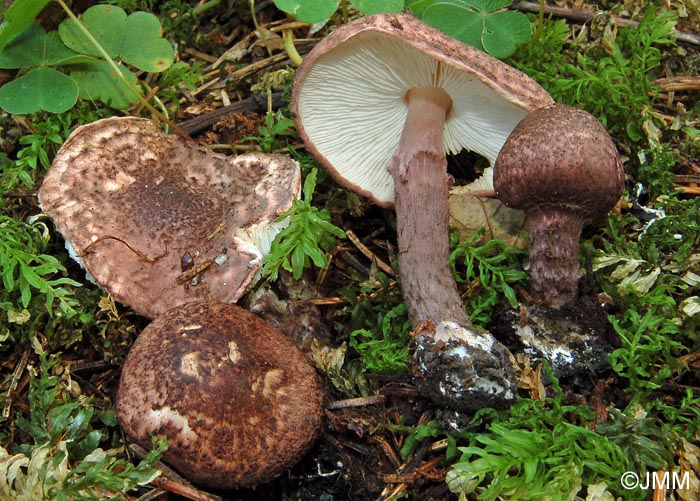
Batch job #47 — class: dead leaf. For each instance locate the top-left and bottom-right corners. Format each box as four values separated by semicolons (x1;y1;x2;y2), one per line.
449;167;527;248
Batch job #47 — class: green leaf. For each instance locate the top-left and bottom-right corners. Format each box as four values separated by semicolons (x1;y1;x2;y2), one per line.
69;60;141;109
0;67;78;114
419;0;531;58
423;3;483;46
481;10;532;58
121;12;174;72
58;5;173;72
0;0;52;51
261;168;345;281
59;5;127;57
352;0;405;14
0;23;88;68
273;0;340;24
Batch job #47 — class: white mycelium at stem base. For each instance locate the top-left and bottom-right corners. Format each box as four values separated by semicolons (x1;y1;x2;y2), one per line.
388;86;474;328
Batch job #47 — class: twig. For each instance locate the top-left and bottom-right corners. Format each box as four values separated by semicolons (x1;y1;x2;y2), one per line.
291;296;347;306
175;258;214;284
3;348;29;419
129;444;222;501
149;475;222;501
655;76;700;92
512;1;700;45
81;235;166;263
327;395;386;410
176;92;286;136
346;229;394;276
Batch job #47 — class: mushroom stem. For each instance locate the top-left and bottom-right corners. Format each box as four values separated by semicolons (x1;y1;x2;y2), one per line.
527;208;585;309
388;87;473;328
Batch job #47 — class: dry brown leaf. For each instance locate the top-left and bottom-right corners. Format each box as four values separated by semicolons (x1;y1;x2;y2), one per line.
449;167;527;248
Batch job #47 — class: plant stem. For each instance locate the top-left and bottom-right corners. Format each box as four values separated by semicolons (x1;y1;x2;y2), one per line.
249;0;273;58
340;0;349;24
283;30;302;66
192;0;220;16
535;0;545;39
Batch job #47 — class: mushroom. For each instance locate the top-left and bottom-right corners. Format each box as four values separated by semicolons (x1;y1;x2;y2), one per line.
116;301;324;490
38;117;301;318
292;13;553;410
493;103;624;308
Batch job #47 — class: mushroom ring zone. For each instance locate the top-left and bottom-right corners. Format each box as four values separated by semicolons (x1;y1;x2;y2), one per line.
116;301;324;490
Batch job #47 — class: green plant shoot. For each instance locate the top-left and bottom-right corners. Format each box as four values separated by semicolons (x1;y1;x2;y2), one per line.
262;169;346;280
0;216;81;319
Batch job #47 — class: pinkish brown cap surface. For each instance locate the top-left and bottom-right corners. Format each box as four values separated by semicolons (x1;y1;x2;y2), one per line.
493;103;624;219
116;301;324;489
38;117;300;318
291;13;553;207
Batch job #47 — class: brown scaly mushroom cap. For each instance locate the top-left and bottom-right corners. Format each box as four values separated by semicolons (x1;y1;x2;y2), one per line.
116;301;324;490
38;117;301;318
494;103;624;308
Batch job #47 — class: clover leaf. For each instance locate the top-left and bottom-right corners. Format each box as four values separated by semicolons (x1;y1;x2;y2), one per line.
69;61;140;110
0;67;78;114
0;0;52;50
0;23;88;69
273;0;340;25
353;0;405;14
417;0;532;58
273;0;404;24
0;23;86;113
0;4;173;113
58;5;174;72
53;4;174;110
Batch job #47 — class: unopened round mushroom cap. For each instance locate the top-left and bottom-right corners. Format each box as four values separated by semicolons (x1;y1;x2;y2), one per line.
493;103;624;219
116;301;324;490
38;117;301;318
291;13;553;206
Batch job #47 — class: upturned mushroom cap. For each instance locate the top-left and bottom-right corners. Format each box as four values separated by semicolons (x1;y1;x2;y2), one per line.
116;301;324;490
291;12;553;206
493;103;624;219
38;117;301;318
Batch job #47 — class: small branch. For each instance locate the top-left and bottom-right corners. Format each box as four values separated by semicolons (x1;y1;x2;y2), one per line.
512;1;700;45
346;229;394;276
654;76;700;92
81;235;166;263
326;395;385;410
176;92;286;136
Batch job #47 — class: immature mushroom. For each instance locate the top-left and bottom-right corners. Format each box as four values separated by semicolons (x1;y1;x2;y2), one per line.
493;103;624;308
38;117;300;318
292;13;553;409
116;301;324;490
